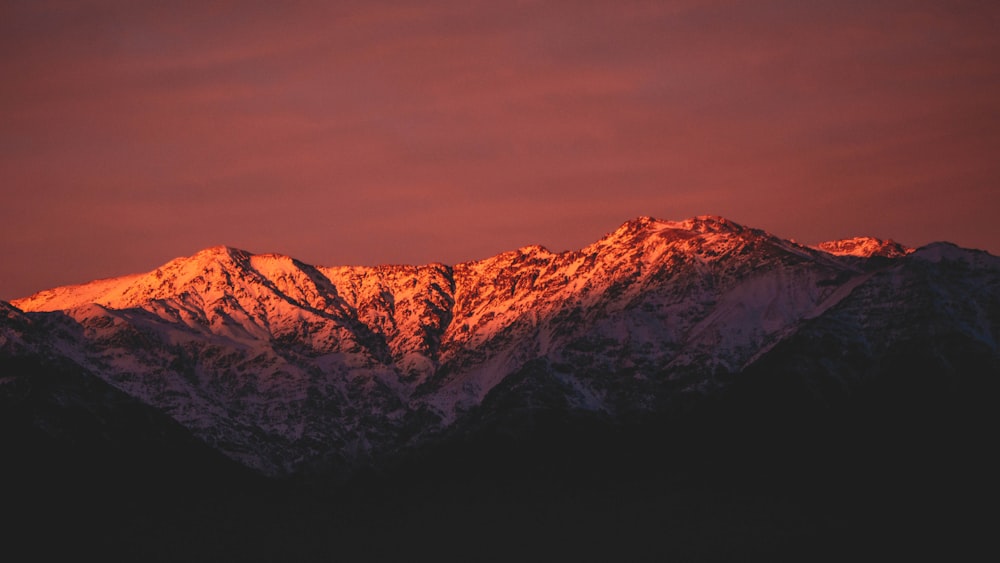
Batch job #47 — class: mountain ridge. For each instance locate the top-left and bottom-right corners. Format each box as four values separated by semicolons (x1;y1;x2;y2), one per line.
12;215;908;311
3;215;997;476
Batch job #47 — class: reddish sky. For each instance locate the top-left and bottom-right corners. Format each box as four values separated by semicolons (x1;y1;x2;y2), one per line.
2;0;999;300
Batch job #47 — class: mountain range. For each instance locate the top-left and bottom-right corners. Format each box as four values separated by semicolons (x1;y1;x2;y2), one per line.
2;215;997;561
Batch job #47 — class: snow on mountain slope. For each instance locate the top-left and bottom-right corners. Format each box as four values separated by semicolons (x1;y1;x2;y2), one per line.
418;216;862;417
740;238;1000;409
10;215;966;475
814;236;912;258
319;263;454;378
10;248;411;474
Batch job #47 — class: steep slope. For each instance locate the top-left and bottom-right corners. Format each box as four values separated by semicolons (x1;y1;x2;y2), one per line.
319;263;455;378
10;249;413;475
710;243;1000;559
421;216;860;420
739;242;1000;401
0;299;262;559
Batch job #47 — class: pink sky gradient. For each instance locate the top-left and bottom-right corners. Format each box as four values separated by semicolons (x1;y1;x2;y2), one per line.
2;1;999;300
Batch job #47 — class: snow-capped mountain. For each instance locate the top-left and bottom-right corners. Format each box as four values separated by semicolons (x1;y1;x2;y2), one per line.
4;215;998;476
813;236;912;258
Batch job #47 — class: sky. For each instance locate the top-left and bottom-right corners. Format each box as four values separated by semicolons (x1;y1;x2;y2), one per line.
2;0;999;300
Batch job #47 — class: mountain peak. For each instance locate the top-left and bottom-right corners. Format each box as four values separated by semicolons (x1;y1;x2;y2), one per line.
201;244;238;254
12;246;261;313
631;215;753;233
594;216;760;254
814;237;912;258
611;215;746;237
666;215;747;233
189;245;252;263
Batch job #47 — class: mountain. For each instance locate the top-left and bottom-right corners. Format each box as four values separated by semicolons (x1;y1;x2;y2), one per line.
5;215;997;476
3;215;997;561
1;217;829;471
812;236;912;258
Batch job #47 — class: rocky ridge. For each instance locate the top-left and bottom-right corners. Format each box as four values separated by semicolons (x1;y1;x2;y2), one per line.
4;216;998;475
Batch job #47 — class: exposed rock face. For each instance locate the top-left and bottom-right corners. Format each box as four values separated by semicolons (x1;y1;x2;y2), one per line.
4;216;998;476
